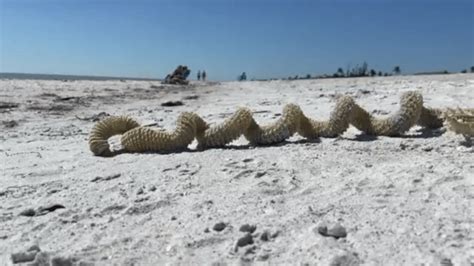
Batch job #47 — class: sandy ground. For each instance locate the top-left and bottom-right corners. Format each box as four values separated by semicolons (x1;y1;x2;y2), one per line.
0;74;473;265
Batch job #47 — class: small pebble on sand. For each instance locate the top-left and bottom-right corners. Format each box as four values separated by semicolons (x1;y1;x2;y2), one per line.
19;208;36;217
236;233;254;248
239;224;257;233
318;223;347;239
213;222;227;232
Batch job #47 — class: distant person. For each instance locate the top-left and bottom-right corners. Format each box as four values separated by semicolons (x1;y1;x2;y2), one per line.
197;71;201;81
202;71;206;81
239;72;247;81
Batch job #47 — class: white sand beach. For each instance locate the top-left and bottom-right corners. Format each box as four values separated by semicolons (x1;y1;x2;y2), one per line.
1;74;473;265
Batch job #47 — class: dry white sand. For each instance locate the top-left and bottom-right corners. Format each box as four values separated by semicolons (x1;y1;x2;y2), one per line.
0;74;473;265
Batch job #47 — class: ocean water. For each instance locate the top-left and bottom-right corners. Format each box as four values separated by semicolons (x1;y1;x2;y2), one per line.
0;72;161;81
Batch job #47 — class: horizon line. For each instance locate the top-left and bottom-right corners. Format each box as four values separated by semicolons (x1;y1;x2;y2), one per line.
1;68;473;82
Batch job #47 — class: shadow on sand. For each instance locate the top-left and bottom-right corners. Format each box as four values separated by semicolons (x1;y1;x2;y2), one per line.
105;130;451;157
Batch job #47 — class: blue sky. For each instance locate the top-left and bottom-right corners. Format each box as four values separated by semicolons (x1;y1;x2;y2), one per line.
0;0;472;80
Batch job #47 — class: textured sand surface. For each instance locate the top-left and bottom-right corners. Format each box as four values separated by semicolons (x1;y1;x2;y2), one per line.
0;75;473;265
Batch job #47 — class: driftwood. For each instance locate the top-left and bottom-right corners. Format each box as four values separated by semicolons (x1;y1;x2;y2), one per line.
162;65;191;85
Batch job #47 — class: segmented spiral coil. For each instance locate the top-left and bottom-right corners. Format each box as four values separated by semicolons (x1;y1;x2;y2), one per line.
89;91;458;156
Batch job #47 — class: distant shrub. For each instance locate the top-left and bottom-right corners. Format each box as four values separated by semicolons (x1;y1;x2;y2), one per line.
337;68;345;77
393;66;401;75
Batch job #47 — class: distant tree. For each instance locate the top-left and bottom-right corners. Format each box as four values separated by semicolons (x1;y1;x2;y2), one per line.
384;72;389;76
360;62;368;76
393;66;401;75
294;75;299;80
346;64;352;77
345;62;370;77
378;71;383;76
337;68;344;77
370;69;376;77
306;74;311;79
350;64;359;77
471;66;474;72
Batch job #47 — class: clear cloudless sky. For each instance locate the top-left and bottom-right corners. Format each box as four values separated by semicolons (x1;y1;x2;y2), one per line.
0;0;473;80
